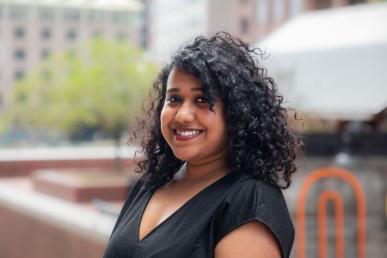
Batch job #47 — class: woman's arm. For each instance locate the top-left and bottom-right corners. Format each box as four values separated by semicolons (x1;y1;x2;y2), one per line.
214;221;282;258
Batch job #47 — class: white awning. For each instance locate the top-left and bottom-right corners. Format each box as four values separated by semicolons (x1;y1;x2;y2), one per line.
256;3;387;120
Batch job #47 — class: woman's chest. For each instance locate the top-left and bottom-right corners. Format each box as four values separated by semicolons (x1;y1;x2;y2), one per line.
139;182;218;242
105;191;220;258
103;173;243;258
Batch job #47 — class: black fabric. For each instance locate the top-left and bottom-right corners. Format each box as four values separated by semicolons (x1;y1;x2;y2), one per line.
103;172;294;258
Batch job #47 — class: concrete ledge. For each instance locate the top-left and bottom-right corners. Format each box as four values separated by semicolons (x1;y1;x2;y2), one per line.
0;146;141;176
32;169;132;202
0;179;117;243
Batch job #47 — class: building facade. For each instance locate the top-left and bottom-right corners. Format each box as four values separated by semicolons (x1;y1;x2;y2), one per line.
0;0;142;106
148;0;368;64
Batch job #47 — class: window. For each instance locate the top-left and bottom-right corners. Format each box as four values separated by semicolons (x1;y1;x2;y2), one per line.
41;28;52;40
14;69;25;80
111;11;129;24
63;8;80;22
39;7;55;21
89;10;105;24
349;0;366;4
14;27;25;39
14;49;26;60
273;0;285;22
314;0;332;9
240;18;249;34
256;0;269;25
10;5;28;20
66;29;77;41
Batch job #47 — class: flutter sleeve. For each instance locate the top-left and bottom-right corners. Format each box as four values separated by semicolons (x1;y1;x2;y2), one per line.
212;178;295;258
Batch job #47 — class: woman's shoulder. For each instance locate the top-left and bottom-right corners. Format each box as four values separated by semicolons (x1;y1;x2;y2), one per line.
225;173;285;203
213;173;295;258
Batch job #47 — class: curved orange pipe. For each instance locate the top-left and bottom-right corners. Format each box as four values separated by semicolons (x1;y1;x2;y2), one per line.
296;167;366;258
318;190;345;258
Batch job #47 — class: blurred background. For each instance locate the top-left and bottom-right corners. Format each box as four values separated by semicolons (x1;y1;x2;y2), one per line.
0;0;386;257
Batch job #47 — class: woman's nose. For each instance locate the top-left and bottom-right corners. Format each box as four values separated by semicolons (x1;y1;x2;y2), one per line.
175;103;195;124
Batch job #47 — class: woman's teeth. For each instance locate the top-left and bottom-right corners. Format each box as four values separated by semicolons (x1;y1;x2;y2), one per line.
176;129;202;137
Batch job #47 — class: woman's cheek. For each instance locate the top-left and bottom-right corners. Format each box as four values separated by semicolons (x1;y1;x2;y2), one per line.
160;107;174;141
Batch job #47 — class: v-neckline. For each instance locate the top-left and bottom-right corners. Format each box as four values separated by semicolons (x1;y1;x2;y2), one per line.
136;172;233;242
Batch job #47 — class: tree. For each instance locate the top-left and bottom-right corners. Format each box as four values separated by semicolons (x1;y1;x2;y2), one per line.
3;38;158;149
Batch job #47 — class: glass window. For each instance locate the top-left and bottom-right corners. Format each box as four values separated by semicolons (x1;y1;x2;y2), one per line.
273;0;285;22
14;27;25;39
63;8;80;22
89;10;105;23
290;0;303;17
314;0;332;9
240;18;249;34
41;28;52;40
349;0;366;4
39;7;55;21
14;69;25;80
256;0;269;25
111;11;130;24
14;49;26;60
10;5;28;20
66;29;77;41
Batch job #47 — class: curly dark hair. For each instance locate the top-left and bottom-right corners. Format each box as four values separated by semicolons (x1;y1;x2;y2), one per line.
135;32;302;190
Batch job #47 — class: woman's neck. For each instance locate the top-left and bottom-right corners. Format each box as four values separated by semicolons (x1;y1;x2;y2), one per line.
183;151;229;183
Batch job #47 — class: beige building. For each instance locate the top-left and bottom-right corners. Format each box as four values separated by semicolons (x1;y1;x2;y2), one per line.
0;0;143;107
148;0;368;64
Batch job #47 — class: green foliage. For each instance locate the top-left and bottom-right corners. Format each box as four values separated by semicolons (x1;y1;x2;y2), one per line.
3;38;158;143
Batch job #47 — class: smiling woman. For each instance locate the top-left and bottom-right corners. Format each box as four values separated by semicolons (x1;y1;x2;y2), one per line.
160;68;228;164
103;32;302;258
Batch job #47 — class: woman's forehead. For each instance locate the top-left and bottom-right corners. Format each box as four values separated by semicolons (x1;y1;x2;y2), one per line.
166;68;203;89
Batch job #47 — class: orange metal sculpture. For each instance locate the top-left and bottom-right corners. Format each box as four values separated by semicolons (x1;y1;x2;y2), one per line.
318;190;344;258
296;167;366;258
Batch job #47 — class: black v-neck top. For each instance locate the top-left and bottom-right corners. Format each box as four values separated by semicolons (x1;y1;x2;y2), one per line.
103;172;294;258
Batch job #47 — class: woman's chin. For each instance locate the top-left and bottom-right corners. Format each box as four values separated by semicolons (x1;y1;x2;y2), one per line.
172;151;199;162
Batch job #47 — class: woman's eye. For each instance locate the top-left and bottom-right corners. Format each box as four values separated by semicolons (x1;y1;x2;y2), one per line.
196;96;208;104
166;96;180;104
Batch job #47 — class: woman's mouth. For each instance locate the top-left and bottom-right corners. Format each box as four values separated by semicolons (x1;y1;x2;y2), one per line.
173;129;204;141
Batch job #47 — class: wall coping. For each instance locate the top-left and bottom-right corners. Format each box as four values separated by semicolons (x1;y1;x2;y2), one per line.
0;146;140;161
0;178;117;243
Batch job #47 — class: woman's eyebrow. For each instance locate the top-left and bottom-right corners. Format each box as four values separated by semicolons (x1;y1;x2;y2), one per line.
166;88;179;93
166;87;202;93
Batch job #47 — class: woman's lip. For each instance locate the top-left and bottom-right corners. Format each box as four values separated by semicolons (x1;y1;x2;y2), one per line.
173;130;204;141
172;129;205;134
172;128;205;131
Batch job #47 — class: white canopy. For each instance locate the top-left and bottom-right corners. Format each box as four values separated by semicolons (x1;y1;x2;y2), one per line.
256;3;387;120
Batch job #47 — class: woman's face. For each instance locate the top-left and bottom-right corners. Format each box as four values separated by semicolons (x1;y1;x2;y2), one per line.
160;68;227;164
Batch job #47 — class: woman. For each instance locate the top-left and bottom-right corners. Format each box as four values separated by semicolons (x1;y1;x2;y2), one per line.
103;32;301;258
